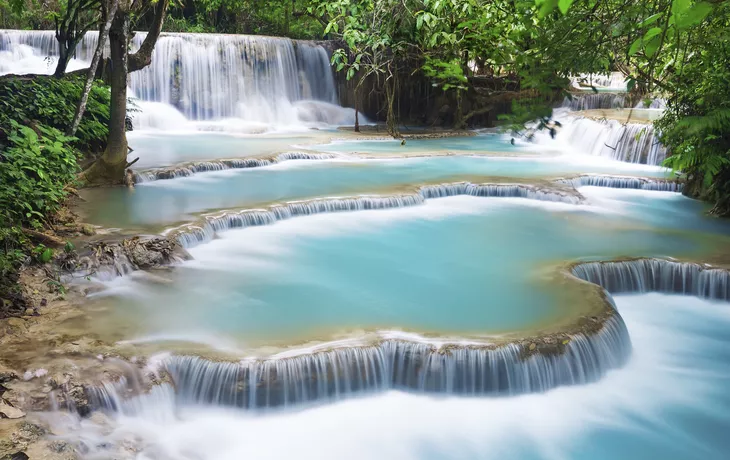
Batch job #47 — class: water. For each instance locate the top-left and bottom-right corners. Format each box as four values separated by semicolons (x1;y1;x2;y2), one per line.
541;109;667;165
4;27;728;460
46;293;730;459
81;143;676;229
87;189;726;351
0;29;358;132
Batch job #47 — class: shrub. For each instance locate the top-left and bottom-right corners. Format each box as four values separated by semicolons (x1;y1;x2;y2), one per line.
0;75;110;156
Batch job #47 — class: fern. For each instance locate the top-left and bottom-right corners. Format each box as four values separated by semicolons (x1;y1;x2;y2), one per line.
676;108;730;135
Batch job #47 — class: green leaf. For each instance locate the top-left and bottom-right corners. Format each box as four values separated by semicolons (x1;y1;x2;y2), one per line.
639;13;664;28
629;37;643;56
644;35;661;57
643;27;663;42
41;248;53;263
558;0;572;14
675;2;713;29
672;0;690;15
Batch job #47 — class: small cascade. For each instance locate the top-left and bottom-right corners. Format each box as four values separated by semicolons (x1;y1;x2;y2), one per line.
562;93;627;111
133;152;336;182
418;183;582;203
90;315;629;411
553;116;667;165
572;259;730;300
557;175;683;192
635;97;667;109
571;72;627;90
174;184;582;249
176;195;425;248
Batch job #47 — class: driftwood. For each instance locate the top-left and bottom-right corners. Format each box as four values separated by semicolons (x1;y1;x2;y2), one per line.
21;228;65;247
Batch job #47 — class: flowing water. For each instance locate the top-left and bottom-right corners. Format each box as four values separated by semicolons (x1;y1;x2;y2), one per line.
2;28;729;460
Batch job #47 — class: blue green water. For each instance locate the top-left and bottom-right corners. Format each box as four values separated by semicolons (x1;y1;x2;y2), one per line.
82;153;673;230
128;131;326;169
93;190;726;349
310;134;526;155
70;293;730;460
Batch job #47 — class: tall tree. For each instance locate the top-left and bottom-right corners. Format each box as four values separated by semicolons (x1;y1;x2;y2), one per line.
79;0;170;185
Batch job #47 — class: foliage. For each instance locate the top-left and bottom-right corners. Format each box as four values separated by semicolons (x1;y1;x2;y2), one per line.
0;76;110;155
145;0;325;38
1;120;80;228
0;0;58;29
0;75;109;303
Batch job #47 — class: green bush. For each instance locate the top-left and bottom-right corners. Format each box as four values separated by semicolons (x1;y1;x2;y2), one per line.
0;75;110;156
0;75;110;309
1;120;81;227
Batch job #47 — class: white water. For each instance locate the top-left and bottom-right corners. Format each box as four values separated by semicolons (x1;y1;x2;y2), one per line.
43;294;730;460
571;72;627;91
0;29;360;132
536;109;667;165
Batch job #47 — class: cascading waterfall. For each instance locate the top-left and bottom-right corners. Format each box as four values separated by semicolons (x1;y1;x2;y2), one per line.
0;29;97;75
89;313;630;412
557;175;683;191
0;29;357;129
551;115;667;165
133;152;337;182
417;182;581;203
635;97;667;109
572;259;730;300
174;183;583;249
571;72;627;90
129;32;350;126
562;93;627;111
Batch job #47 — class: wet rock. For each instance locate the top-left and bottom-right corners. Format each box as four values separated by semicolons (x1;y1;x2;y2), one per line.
0;400;24;419
78;237;190;278
1;451;29;460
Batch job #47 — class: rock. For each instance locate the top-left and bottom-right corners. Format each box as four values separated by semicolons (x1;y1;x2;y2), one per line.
1;452;29;460
4;319;26;334
0;401;25;419
128;243;165;269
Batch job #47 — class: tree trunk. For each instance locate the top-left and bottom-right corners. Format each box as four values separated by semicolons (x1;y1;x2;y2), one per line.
385;75;399;138
80;0;169;185
68;0;119;137
79;7;129;185
354;82;360;132
54;40;72;77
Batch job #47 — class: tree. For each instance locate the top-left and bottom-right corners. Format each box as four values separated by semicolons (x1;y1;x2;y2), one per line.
53;0;102;77
80;0;170;185
68;0;119;137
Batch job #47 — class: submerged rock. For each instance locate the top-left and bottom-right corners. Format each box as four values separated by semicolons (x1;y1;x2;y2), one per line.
74;236;191;279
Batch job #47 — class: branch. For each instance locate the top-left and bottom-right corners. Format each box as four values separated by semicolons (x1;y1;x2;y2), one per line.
128;0;170;73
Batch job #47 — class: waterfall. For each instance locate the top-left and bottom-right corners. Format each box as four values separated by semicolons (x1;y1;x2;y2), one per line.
175;195;426;248
571;72;627;90
174;183;583;249
0;29;97;75
551;115;667;165
635;98;667;109
133;152;337;182
562;93;627;111
0;29;357;129
572;259;730;300
418;183;582;203
557;175;683;191
128;32;339;121
89;314;630;412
